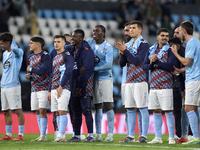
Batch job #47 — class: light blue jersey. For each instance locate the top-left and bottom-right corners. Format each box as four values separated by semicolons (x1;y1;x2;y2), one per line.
87;39;113;80
1;40;24;88
185;37;200;83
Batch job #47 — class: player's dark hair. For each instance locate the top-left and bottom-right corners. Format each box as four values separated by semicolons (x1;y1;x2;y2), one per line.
0;32;13;44
95;25;106;38
54;34;66;43
180;21;194;35
30;36;45;48
130;20;143;29
157;28;169;36
74;29;85;39
63;33;70;37
124;22;131;27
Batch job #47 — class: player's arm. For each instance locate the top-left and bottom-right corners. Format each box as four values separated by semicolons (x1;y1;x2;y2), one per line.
11;39;24;57
154;49;176;72
94;46;113;71
142;51;154;71
124;43;149;66
28;53;51;75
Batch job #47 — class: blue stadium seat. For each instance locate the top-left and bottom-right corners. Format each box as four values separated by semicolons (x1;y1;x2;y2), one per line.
84;11;93;20
181;14;190;21
171;14;180;25
74;10;84;20
191;14;200;27
37;9;43;18
64;10;73;20
197;24;200;33
53;9;63;19
103;11;113;20
94;11;104;20
43;9;53;19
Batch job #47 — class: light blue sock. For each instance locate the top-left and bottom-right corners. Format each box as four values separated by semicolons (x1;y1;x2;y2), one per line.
95;109;102;134
88;133;93;137
36;114;41;131
165;112;175;138
6;125;12;134
59;115;68;135
187;110;199;138
153;113;162;138
40;118;47;136
181;107;189;136
56;116;60;131
125;112;129;135
139;107;149;137
19;125;24;134
107;110;114;134
127;109;136;137
196;111;199;134
137;112;142;136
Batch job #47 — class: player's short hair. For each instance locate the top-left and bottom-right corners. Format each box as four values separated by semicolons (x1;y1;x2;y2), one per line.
30;36;45;48
124;22;131;27
74;29;85;39
130;20;143;29
63;33;70;37
168;37;181;45
0;32;13;44
157;28;169;36
54;34;66;42
180;21;193;35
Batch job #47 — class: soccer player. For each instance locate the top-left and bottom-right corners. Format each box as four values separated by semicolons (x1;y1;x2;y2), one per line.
25;36;51;141
171;21;200;144
115;20;149;143
67;29;94;142
87;25;114;142
143;28;176;144
0;32;25;141
47;35;74;142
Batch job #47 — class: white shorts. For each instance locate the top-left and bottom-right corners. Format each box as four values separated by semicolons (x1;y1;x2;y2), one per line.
31;91;49;111
93;79;113;104
148;89;173;110
51;89;71;112
121;83;126;106
185;80;200;106
1;86;22;111
125;82;148;108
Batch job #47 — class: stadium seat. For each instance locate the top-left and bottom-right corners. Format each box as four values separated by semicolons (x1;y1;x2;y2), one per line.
84;11;93;20
57;19;67;28
67;19;78;29
181;14;190;21
14;34;22;44
64;10;73;20
21;34;31;44
51;28;61;36
88;20;98;29
106;37;115;46
74;10;84;20
170;22;175;30
39;27;51;36
8;16;15;25
37;18;47;27
191;14;200;27
108;20;118;30
193;31;200;40
44;36;53;45
103;11;114;20
197;24;200;33
53;9;63;19
43;9;53;19
84;29;92;40
98;20;109;28
78;19;88;29
61;27;72;35
94;11;104;20
9;25;19;35
171;14;180;25
15;16;25;27
37;9;43;18
47;18;57;28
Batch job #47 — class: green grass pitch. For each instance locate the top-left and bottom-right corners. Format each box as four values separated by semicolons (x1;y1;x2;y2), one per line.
0;134;200;150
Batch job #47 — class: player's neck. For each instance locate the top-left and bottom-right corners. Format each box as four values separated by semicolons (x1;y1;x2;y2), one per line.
57;48;65;54
133;34;141;43
95;38;104;44
34;48;42;54
7;47;11;52
185;35;193;42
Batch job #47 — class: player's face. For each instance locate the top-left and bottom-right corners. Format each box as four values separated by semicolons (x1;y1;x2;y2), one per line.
157;32;169;46
124;25;131;42
29;40;38;51
0;40;9;50
54;38;65;50
173;27;180;38
93;26;104;41
129;24;142;39
179;27;186;41
71;32;82;46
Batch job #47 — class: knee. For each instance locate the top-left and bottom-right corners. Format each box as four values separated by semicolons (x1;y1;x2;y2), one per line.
95;103;102;110
104;102;113;112
15;109;23;116
153;109;162;114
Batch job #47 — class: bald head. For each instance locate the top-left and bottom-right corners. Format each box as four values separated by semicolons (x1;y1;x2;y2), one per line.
173;27;180;38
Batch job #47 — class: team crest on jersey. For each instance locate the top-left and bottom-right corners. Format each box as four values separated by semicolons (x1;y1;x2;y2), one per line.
4;61;10;69
43;51;48;55
65;51;70;55
85;47;88;50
